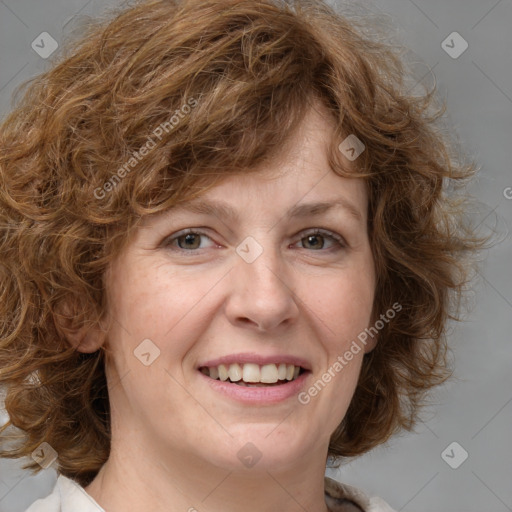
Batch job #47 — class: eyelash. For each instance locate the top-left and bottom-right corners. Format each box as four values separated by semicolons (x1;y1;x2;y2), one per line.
162;228;347;255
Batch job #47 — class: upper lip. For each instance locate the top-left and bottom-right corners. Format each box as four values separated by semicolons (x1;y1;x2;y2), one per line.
198;353;312;371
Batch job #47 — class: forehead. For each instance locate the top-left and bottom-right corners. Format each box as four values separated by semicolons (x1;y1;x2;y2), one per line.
139;101;366;227
137;168;367;242
164;193;364;224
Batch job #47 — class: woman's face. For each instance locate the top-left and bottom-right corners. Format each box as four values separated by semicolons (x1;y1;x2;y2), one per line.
98;104;376;473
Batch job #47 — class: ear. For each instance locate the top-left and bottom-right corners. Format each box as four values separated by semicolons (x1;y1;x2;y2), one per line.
363;333;378;354
54;299;108;353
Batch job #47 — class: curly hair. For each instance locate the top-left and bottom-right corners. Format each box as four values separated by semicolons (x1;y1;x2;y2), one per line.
0;0;486;488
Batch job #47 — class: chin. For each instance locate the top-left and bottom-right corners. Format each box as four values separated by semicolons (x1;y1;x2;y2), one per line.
206;425;314;472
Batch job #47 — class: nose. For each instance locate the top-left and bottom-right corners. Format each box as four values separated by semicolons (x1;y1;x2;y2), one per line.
224;239;300;332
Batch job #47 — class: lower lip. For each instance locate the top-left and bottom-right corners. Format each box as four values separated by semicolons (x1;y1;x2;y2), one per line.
198;370;311;404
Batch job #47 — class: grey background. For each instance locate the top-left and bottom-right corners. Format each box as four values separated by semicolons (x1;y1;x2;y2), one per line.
0;0;511;511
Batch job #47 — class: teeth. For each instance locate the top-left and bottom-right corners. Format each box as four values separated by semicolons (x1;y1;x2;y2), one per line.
242;363;260;383
202;363;303;384
260;364;278;383
218;364;229;381
228;363;242;382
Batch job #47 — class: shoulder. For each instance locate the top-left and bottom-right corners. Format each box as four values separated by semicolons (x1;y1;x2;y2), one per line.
24;474;105;512
324;476;398;512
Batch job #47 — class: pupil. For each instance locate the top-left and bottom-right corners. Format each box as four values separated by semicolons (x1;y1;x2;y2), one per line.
181;233;199;249
306;235;322;249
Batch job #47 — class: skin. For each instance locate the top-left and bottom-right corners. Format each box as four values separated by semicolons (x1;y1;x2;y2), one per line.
77;102;377;512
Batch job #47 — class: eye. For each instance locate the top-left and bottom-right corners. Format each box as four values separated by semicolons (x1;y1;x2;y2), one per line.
294;229;346;251
162;228;347;254
163;229;216;251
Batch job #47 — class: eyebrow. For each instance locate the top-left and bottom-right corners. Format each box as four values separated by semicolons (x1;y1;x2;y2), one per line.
169;197;363;223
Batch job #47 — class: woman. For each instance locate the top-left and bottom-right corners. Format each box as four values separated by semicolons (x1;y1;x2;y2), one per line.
0;1;485;511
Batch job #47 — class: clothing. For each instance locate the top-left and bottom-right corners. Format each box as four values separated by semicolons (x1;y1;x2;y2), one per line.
324;476;398;512
25;474;397;512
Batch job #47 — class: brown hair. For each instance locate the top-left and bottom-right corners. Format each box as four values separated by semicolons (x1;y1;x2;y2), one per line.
0;0;486;487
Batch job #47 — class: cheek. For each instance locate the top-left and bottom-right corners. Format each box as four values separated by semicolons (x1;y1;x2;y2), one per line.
104;261;226;375
307;265;375;343
107;261;197;334
312;262;374;425
102;265;214;429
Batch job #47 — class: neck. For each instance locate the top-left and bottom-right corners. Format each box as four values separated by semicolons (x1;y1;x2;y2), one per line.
85;433;331;512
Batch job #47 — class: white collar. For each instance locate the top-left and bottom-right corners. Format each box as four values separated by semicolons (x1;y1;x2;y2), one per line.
27;474;396;512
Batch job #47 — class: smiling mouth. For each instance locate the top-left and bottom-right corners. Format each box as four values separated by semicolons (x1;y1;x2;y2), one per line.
199;363;307;387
